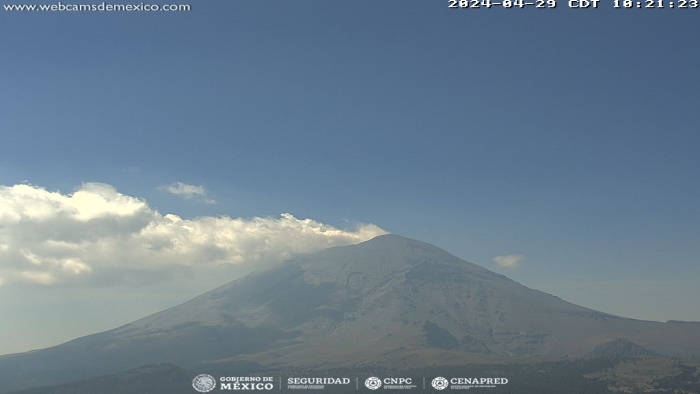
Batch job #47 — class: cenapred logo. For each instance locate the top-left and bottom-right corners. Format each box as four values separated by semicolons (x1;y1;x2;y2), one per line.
365;376;382;390
432;376;508;390
431;376;449;390
192;374;217;393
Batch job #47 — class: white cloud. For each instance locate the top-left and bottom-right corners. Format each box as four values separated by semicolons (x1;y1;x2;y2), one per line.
0;183;387;287
159;182;215;203
493;254;524;268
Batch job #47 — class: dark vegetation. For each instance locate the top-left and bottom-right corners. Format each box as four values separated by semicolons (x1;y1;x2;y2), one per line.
8;356;700;394
652;361;700;393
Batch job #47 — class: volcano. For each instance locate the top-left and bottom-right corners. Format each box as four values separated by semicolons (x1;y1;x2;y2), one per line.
1;234;699;392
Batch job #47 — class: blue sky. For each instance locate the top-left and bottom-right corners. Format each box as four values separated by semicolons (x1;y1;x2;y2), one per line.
1;1;699;355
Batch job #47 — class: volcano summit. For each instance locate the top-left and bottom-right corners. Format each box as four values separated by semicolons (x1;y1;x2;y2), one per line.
1;234;698;392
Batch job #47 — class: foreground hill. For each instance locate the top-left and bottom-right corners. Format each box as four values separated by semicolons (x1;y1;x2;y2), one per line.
1;234;698;392
7;363;193;394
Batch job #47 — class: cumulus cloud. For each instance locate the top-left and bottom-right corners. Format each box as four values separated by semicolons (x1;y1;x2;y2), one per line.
159;182;215;203
0;183;387;287
493;254;524;268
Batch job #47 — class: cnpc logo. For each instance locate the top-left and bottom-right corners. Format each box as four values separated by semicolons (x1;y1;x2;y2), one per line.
365;376;414;390
365;377;382;390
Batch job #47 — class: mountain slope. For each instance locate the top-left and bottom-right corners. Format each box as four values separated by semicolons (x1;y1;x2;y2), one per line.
1;234;698;392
